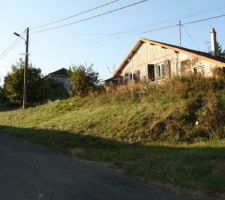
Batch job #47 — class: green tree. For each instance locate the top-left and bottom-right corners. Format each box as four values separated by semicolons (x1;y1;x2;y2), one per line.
208;42;225;58
0;86;7;103
217;42;225;58
69;64;99;96
3;59;68;105
39;76;69;102
3;59;43;105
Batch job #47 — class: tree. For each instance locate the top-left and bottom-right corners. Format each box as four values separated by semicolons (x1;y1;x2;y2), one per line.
0;86;7;103
208;42;225;58
69;64;100;96
3;59;43;105
217;42;225;58
39;76;69;102
3;58;68;105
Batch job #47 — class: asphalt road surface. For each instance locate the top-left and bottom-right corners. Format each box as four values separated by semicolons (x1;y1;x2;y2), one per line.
0;133;191;200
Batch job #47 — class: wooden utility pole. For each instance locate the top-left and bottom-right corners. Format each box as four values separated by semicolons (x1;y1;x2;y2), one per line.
23;27;29;109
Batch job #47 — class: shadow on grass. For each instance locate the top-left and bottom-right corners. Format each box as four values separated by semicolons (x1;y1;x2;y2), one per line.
0;125;225;197
0;103;19;112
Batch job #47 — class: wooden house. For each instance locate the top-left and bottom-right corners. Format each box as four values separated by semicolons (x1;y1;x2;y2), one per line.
106;29;225;86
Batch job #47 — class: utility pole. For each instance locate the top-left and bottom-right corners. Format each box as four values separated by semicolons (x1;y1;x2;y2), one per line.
23;27;29;109
14;28;29;109
178;20;182;47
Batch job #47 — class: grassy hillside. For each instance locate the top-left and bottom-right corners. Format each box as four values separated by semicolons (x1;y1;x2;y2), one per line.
0;75;225;199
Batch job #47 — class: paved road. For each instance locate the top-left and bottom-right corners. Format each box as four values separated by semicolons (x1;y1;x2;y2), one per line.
0;133;190;200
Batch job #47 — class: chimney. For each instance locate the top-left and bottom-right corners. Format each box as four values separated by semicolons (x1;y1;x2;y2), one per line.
210;28;217;56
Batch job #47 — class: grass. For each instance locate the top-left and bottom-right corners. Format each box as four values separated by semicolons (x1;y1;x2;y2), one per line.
0;75;225;199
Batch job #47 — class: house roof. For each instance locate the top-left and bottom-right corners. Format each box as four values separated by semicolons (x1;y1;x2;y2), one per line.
49;68;69;77
113;38;225;77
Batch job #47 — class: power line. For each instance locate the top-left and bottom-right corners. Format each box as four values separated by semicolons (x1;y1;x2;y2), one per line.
31;0;120;31
0;31;25;61
119;3;225;33
31;12;225;53
30;12;225;55
34;6;225;39
139;24;177;35
183;13;225;26
93;13;225;43
0;38;21;61
182;25;200;50
31;0;148;34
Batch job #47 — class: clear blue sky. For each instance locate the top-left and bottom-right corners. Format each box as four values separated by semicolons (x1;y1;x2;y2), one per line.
0;0;225;84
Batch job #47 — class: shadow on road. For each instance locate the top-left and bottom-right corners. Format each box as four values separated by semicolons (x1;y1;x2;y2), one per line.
0;125;224;199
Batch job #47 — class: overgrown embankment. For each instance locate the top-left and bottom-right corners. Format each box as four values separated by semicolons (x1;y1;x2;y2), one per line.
1;75;225;143
0;75;225;198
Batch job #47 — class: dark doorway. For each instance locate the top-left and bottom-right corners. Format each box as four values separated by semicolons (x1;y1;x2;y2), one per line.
148;64;155;81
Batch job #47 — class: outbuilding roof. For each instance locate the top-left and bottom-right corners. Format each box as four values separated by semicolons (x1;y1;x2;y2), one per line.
49;68;69;77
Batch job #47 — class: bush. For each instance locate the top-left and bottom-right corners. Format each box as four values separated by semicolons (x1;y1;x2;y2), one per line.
69;64;100;96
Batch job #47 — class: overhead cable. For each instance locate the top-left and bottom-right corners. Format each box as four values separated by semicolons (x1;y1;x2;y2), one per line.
31;0;148;34
31;0;120;30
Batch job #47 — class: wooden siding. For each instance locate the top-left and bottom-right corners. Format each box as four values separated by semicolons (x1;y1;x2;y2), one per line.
121;43;178;80
120;42;221;80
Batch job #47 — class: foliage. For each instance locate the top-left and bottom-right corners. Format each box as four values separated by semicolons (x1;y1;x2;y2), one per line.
208;41;225;58
39;76;69;102
3;59;43;105
217;42;225;58
3;59;68;105
0;86;7;103
69;64;99;96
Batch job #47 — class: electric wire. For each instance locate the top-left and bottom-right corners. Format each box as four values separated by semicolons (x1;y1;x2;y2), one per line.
118;3;225;33
34;3;225;37
0;38;21;61
79;13;225;45
0;31;25;61
183;13;225;26
30;12;225;54
31;0;148;34
181;25;200;50
31;0;120;31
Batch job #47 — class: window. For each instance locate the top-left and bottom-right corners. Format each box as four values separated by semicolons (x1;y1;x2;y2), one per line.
148;60;171;81
194;66;205;75
157;65;161;77
124;72;137;82
148;64;155;81
155;62;165;80
130;73;133;80
135;70;140;81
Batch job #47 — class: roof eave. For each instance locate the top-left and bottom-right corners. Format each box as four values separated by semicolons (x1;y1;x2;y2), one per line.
142;38;225;67
113;38;225;78
113;39;145;77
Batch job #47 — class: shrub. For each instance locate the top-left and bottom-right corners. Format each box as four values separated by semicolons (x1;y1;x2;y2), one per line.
69;64;100;96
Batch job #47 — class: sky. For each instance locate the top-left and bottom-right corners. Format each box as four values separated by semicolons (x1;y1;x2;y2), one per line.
0;0;225;84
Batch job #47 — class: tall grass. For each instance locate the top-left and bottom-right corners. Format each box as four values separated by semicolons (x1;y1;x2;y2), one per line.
0;75;225;144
